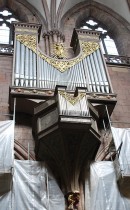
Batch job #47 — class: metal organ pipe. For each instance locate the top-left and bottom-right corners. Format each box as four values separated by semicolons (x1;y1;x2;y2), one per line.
33;52;37;87
25;47;29;87
96;49;110;93
93;51;105;93
76;63;80;87
20;44;25;87
29;49;33;87
82;59;89;89
83;58;92;92
82;61;88;88
15;40;20;86
90;53;100;92
14;42;111;94
86;56;96;92
93;51;104;93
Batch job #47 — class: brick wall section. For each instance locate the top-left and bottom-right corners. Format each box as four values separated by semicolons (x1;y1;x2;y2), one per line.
0;55;12;118
108;65;130;128
14;113;35;158
0;55;35;159
96;65;130;160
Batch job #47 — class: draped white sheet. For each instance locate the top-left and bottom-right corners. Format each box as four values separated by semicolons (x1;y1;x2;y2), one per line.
13;160;65;210
85;162;130;210
0;120;14;171
111;127;130;176
0;160;65;210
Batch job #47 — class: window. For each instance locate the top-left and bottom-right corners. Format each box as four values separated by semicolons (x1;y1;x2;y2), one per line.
80;18;118;55
0;9;19;45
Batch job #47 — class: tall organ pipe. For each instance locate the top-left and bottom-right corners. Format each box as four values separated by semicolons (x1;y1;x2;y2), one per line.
15;40;20;86
20;44;25;86
96;49;109;93
25;47;29;87
13;42;111;94
29;49;33;87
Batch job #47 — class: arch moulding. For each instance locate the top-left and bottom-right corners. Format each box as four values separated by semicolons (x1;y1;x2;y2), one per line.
61;1;130;56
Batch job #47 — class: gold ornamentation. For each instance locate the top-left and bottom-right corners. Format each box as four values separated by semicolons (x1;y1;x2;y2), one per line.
16;34;99;72
53;42;66;59
16;34;37;52
81;41;99;56
65;191;80;210
59;91;86;106
41;41;99;72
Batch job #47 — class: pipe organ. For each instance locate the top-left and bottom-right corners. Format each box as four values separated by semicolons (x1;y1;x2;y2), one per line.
15;40;37;87
12;23;112;94
10;23;117;210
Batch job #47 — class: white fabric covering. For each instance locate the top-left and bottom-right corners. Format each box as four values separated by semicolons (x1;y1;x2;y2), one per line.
1;121;130;210
0;120;14;171
85;162;130;210
112;127;130;176
1;160;65;210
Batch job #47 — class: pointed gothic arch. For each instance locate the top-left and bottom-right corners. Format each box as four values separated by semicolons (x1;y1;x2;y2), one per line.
61;1;130;56
0;0;47;31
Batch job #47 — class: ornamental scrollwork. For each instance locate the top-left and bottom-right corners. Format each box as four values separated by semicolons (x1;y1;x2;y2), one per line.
53;42;66;59
16;34;99;72
16;34;37;52
59;91;86;106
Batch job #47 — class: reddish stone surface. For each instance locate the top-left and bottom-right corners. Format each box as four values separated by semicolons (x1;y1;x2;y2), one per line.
0;55;35;158
108;65;130;128
62;3;130;56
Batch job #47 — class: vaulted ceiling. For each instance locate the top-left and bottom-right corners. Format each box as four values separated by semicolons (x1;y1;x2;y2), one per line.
0;0;130;30
25;0;130;29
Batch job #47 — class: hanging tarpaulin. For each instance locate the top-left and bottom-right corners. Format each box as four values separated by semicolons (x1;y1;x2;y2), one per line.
13;160;65;210
0;192;12;210
0;120;14;171
0;120;14;196
111;127;130;176
48;171;65;210
85;162;130;210
13;160;47;210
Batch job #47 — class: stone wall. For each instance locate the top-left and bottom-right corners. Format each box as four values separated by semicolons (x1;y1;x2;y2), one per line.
0;55;12;119
108;65;130;128
61;2;130;56
0;55;35;159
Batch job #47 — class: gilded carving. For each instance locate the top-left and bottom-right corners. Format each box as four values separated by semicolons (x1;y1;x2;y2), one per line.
16;34;99;72
53;42;66;59
59;91;86;106
81;41;99;56
16;34;37;52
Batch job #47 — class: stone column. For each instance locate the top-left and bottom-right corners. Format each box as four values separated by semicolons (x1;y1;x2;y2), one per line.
42;29;65;57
